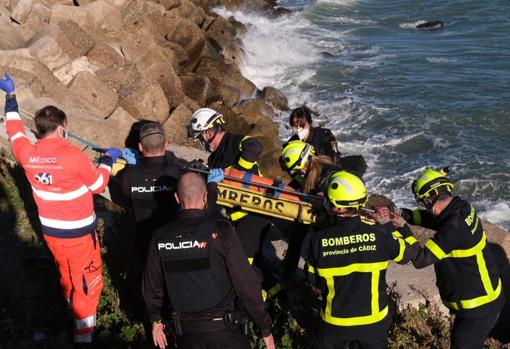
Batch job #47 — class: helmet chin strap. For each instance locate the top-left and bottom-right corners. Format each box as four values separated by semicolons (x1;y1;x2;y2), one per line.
423;193;440;213
200;127;220;151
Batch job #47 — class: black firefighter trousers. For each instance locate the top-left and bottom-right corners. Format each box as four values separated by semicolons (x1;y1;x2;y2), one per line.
451;311;501;349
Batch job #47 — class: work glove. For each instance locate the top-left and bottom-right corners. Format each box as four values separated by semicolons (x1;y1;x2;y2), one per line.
369;206;392;225
207;168;224;184
105;147;122;162
0;73;15;94
389;211;406;228
122;147;140;165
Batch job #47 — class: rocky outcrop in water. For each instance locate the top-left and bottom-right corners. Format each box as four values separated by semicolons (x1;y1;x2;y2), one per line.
0;0;287;176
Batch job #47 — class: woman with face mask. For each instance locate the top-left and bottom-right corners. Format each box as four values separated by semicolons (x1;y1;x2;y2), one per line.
286;106;367;178
287;106;340;162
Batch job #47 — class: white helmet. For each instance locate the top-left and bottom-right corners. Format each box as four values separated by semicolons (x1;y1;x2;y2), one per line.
187;108;225;141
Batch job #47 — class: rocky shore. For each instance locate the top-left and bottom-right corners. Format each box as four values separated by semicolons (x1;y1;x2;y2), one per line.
1;0;509;317
0;0;288;178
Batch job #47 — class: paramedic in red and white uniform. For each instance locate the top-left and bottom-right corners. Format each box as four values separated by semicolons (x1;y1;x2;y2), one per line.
1;73;120;346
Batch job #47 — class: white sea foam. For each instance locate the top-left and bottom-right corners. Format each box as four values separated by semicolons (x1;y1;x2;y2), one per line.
426;57;459;64
399;20;427;29
477;201;510;229
218;5;509;231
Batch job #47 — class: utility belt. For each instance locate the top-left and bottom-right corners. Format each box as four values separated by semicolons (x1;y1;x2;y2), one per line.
171;311;249;336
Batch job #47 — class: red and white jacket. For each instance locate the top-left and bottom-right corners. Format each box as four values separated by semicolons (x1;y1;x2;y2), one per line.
5;95;112;238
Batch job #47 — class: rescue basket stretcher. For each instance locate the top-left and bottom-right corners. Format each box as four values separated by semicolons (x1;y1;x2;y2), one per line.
216;167;329;225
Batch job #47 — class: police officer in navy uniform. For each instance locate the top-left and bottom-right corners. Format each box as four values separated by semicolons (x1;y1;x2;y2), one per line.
306;171;414;349
112;122;184;263
391;168;504;349
143;172;275;349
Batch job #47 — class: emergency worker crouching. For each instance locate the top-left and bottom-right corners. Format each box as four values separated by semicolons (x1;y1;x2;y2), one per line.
306;171;414;349
187;107;281;298
142;172;275;349
280;139;364;195
391;168;504;349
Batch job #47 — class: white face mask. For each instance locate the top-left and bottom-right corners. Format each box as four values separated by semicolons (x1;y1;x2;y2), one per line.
296;127;309;141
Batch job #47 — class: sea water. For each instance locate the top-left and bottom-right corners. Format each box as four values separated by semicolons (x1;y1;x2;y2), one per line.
215;0;510;230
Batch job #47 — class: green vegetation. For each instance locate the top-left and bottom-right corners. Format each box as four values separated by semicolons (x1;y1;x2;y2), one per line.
0;158;507;348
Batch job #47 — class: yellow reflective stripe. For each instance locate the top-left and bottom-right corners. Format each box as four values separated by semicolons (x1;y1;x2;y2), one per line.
443;279;502;310
261;289;267;301
267;283;282;297
476;249;494;295
405;236;418;245
437;233;499;311
371;265;380;315
229;211;248;221
412;209;422;226
448;233;486;258
321;306;389;327
393;237;406;263
248;257;254;265
237;156;255;170
239;135;251;151
316;262;389;277
425;239;447;260
392;230;403;238
307;264;316;274
316;262;389;327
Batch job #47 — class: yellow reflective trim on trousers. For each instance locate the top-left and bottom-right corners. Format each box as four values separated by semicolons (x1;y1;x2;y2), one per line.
229;211;248;221
443;279;502;311
316;262;389;327
248;257;254;265
425;239;447;260
412;209;422;226
237;156;256;170
308;265;316;274
405;236;418;245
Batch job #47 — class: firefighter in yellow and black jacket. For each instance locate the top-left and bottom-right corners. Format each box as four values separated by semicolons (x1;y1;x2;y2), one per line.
187;108;280;297
306;171;415;349
393;168;504;349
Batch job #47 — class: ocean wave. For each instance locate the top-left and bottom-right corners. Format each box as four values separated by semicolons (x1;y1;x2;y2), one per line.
399;20;426;29
476;200;510;230
316;0;361;6
426;57;459;64
214;7;320;90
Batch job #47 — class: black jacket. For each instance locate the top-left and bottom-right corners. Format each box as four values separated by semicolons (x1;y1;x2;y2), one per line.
306;215;413;336
402;197;504;317
143;209;272;336
288;127;340;161
208;132;262;174
110;153;184;258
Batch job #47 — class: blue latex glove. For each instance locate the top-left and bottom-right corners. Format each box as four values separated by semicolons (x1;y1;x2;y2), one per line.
105;147;122;162
0;73;15;94
207;168;224;184
122;147;140;165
